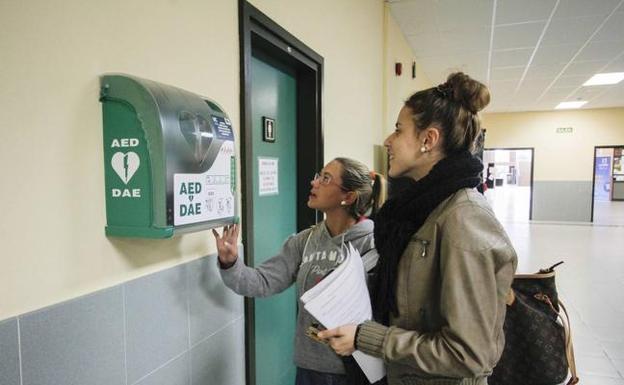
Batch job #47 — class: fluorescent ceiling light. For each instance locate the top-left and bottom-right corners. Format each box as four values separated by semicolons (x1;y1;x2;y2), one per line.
583;72;624;86
555;101;587;109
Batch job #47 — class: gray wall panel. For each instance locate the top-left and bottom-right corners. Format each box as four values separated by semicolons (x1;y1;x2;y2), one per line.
125;265;189;384
19;287;125;385
532;181;593;222
190;317;245;385
134;353;189;385
1;251;245;385
187;253;244;345
0;318;20;385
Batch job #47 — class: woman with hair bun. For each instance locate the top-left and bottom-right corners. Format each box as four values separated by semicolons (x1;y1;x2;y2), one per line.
319;73;517;385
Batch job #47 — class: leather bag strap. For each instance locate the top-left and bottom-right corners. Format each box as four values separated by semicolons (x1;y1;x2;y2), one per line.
558;300;579;384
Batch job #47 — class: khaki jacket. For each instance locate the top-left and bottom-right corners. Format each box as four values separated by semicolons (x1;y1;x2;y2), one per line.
358;188;517;385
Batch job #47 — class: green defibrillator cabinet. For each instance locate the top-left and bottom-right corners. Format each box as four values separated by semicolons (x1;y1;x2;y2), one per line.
99;74;237;238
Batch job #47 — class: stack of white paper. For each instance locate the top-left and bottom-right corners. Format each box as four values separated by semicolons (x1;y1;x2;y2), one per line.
301;243;386;383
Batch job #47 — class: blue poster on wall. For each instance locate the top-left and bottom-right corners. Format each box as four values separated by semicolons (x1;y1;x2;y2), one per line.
594;156;611;201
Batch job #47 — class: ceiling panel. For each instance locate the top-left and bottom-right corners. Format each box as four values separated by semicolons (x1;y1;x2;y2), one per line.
540;15;605;46
539;95;570;106
495;0;557;25
604;54;624;71
541;86;579;99
550;75;591;89
389;1;438;36
588;88;624;108
539;89;575;104
561;60;610;76
491;48;533;67
513;80;549;97
577;40;624;62
553;0;622;19
593;11;624;42
438;26;492;54
493;22;545;50
514;88;543;102
524;64;565;79
595;85;624;100
407;28;491;57
490;66;525;82
531;44;579;66
488;79;518;97
433;0;493;31
569;85;611;101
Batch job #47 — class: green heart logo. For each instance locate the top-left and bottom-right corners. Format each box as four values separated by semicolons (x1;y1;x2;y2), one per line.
111;152;140;184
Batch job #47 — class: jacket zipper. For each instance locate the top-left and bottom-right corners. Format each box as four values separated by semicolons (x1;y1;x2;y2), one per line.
420;240;429;258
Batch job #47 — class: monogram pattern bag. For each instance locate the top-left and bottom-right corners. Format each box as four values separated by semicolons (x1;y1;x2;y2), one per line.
490;261;579;385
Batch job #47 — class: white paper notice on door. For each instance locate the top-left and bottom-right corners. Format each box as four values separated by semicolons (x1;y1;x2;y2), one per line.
258;157;279;196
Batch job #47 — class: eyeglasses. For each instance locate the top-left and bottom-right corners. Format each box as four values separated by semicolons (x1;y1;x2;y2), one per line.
313;172;349;191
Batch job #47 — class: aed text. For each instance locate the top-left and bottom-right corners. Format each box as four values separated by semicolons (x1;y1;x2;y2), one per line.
179;182;202;217
111;138;139;147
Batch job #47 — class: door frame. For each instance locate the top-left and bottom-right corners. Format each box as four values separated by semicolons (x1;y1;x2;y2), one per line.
590;145;624;222
239;2;324;384
483;147;535;220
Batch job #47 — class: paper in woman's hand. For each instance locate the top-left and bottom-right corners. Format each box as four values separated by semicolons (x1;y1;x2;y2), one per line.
300;243;385;383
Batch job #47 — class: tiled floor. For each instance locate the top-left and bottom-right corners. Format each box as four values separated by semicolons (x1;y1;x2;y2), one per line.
502;221;624;384
594;200;624;226
485;185;531;222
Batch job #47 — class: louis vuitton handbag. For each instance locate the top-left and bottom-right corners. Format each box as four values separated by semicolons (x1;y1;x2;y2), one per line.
490;261;580;385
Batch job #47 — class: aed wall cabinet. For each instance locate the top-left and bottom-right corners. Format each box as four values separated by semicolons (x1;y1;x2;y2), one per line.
99;74;237;238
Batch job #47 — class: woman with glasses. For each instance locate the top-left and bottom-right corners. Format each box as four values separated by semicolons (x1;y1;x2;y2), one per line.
319;73;517;385
212;157;386;385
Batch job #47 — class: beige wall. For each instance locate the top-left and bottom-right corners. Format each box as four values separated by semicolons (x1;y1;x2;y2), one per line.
0;0;418;320
383;4;432;138
482;108;624;181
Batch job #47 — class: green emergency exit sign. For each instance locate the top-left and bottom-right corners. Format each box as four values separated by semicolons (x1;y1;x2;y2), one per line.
556;127;573;134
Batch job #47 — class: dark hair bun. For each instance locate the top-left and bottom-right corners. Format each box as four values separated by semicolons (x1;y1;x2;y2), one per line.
446;72;490;113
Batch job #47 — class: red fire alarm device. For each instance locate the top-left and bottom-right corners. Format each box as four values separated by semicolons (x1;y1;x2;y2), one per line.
395;62;402;76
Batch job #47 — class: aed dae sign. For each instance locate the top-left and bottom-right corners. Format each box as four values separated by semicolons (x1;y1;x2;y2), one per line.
109;138;142;198
104;133;152;234
173;139;235;226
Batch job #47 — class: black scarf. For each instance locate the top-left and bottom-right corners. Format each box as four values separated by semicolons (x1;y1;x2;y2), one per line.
371;151;483;325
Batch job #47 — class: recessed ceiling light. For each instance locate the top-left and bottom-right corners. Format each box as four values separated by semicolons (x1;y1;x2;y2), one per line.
583;72;624;86
555;101;587;109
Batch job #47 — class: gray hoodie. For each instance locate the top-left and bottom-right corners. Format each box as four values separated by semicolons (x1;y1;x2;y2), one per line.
219;219;377;374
